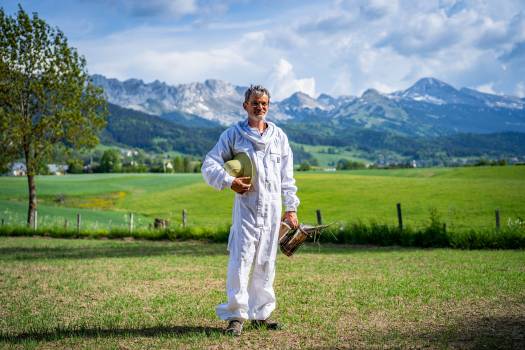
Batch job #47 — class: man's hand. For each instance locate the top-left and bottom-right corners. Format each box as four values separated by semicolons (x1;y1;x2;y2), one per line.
283;211;299;229
231;177;251;194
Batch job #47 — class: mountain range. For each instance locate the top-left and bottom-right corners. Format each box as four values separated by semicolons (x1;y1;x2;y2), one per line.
92;74;525;137
92;74;525;164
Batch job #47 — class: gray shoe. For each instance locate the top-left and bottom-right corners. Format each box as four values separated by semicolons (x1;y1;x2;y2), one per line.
225;319;243;336
251;318;282;330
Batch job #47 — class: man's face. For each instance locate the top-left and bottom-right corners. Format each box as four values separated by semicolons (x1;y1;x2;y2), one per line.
243;93;269;121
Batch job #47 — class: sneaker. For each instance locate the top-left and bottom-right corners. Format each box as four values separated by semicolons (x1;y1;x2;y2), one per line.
251;318;282;330
225;319;243;336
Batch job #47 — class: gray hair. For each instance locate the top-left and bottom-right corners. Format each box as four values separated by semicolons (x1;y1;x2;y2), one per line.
244;85;271;103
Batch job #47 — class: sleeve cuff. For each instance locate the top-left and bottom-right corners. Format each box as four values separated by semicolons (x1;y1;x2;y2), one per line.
223;173;236;189
285;206;297;213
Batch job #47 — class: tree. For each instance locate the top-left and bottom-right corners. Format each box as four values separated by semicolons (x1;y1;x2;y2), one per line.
336;159;350;170
99;149;122;173
0;6;107;226
336;159;365;170
66;158;83;174
173;156;184;172
298;161;311;171
183;156;192;173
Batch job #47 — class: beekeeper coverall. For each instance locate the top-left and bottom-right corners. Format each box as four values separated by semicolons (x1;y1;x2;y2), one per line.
201;119;299;321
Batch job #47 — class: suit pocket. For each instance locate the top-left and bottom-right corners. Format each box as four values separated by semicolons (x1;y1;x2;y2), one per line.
270;151;281;164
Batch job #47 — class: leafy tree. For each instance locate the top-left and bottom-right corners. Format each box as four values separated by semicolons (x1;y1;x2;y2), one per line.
337;159;365;170
66;158;83;174
0;6;107;226
99;149;122;173
298;161;311;171
173;156;184;172
308;157;319;166
148;155;165;173
193;160;202;173
183;156;192;173
336;159;350;170
134;149;147;166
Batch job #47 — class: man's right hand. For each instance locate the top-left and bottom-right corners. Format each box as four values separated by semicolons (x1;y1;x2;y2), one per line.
231;177;251;194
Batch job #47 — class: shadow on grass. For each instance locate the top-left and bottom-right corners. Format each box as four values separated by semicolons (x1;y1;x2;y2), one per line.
0;240;439;261
0;242;227;261
421;314;525;349
0;243;423;261
299;243;422;255
322;314;525;350
0;325;223;343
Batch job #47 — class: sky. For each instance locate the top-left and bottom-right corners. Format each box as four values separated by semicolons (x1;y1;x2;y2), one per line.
2;0;525;100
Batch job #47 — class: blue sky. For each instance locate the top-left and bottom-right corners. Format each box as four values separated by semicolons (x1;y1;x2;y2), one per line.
2;0;525;100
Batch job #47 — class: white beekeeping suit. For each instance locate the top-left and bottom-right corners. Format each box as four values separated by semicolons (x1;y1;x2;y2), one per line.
202;119;299;321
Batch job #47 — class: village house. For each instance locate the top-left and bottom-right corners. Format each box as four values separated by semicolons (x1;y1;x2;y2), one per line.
122;149;139;157
9;162;26;176
47;164;69;176
163;160;173;173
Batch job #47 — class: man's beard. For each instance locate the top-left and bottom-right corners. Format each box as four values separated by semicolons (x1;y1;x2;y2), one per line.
249;113;266;122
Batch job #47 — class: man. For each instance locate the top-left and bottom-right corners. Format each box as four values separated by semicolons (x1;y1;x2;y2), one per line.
201;85;300;336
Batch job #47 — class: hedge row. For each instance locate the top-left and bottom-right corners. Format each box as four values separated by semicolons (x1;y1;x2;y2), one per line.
1;221;524;249
319;222;525;249
0;225;230;242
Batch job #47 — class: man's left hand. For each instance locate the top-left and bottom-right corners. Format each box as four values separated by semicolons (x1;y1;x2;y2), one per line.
283;211;299;229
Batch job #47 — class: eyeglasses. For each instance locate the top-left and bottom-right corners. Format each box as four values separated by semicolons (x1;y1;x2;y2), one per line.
250;102;268;107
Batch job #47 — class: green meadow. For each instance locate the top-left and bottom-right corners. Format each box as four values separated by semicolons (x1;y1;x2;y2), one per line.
292;142;371;166
0;237;524;349
0;166;524;231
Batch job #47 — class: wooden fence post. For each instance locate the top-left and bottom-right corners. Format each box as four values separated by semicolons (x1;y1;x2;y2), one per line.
1;219;4;226
396;203;403;231
76;213;81;234
495;209;500;230
182;209;187;228
129;213;134;234
316;209;323;225
64;219;68;230
33;210;38;231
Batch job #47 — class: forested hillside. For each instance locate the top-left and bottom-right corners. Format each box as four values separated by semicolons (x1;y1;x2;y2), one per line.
102;104;222;155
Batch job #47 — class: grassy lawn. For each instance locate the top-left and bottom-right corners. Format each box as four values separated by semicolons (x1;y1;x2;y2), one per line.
0;237;524;349
0;166;524;231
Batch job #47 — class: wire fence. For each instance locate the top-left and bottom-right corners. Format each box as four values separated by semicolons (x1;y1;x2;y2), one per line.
1;203;523;234
0;209;150;232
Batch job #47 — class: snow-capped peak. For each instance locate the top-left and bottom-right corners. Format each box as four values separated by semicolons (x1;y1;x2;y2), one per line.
399;77;478;105
280;91;323;109
460;87;524;110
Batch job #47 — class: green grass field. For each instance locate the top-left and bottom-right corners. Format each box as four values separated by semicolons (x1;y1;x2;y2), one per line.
0;237;523;349
0;166;524;231
292;142;371;166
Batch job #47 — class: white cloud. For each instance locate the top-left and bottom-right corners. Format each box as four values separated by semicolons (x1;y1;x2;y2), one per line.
516;82;525;98
72;0;525;98
267;59;316;100
375;10;478;56
287;0;525;96
77;25;264;85
332;67;353;96
358;0;399;19
167;0;197;16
